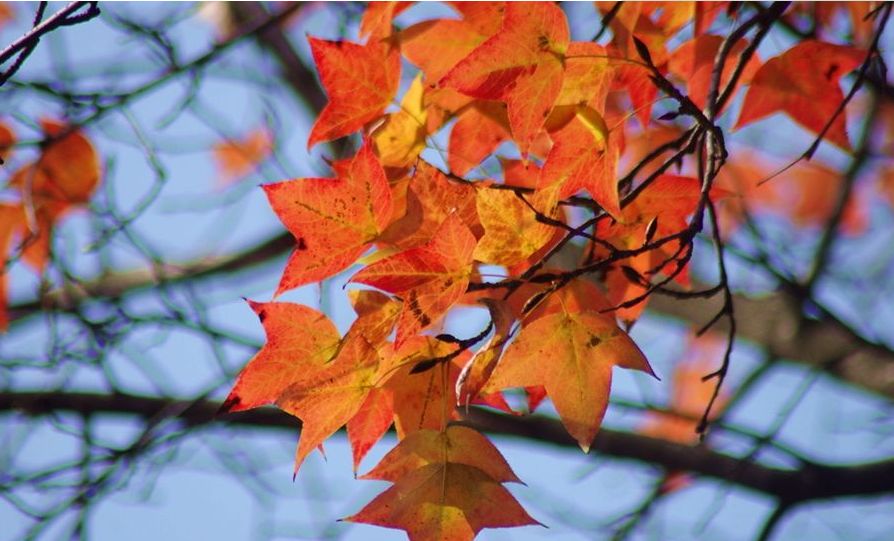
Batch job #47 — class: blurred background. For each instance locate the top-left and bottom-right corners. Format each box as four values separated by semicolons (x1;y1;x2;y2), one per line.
1;2;894;540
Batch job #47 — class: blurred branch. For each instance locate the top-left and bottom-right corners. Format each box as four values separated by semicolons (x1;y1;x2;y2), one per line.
2;391;893;504
0;1;100;87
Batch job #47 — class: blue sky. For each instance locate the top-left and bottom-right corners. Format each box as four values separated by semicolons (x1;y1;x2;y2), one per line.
1;2;893;540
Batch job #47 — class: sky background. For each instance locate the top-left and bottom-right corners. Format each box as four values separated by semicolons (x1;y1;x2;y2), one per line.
1;2;893;540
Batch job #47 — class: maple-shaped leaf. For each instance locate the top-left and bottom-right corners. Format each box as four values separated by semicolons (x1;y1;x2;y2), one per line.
341;290;402;471
351;213;476;346
307;37;400;148
378;161;479;250
264;142;393;294
473;185;557;267
439;2;569;155
8;119;102;271
448;101;510;176
668;34;761;111
220;300;341;413
278;332;385;474
372;74;428;168
361;425;521;483
539;105;622;218
554;42;613;110
736;40;864;150
484;302;653;451
381;336;468;437
212;127;272;185
346;426;539;541
359;1;412;39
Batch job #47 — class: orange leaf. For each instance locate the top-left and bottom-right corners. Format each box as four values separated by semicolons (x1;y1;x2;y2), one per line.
439;2;569;155
351;213;476;346
473;185;557;267
736;40;864;150
346;426;538;541
277;332;384;474
455;298;515;408
307;37;400;148
378;161;479;250
347;388;395;472
668;34;761;111
360;425;520;483
212;127;272;185
264;143;393;294
484;303;653;451
8;119;102;272
0;119;15;161
539;105;621;218
220;300;341;413
359;1;412;39
399;3;502;83
372;74;428;168
555;42;613;110
381;336;466;437
0;204;25;331
447;101;510;176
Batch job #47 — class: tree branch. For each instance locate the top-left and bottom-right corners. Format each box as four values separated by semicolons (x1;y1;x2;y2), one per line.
2;391;893;504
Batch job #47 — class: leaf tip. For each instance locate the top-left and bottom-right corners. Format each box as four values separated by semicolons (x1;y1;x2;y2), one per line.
217;394;242;416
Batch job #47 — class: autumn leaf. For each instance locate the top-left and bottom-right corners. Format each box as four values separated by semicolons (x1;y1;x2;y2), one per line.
0;119;15;161
473;185;557;267
771;160;867;235
447;101;510;176
439;2;569;155
346;426;539;541
539;104;622;218
455;298;515;408
399;2;504;83
0;3;14;30
0;204;24;331
484;301;653;451
640;332;728;444
381;336;467;437
277;332;385;474
212;127;272;185
219;300;340;414
359;1;412;40
736;40;864;150
264;142;393;294
8;119;102;272
648;1;726;37
668;34;761;111
307;37;400;148
555;41;613;110
341;290;402;471
377;160;479;250
372;74;428;168
351;213;476;346
360;425;521;484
